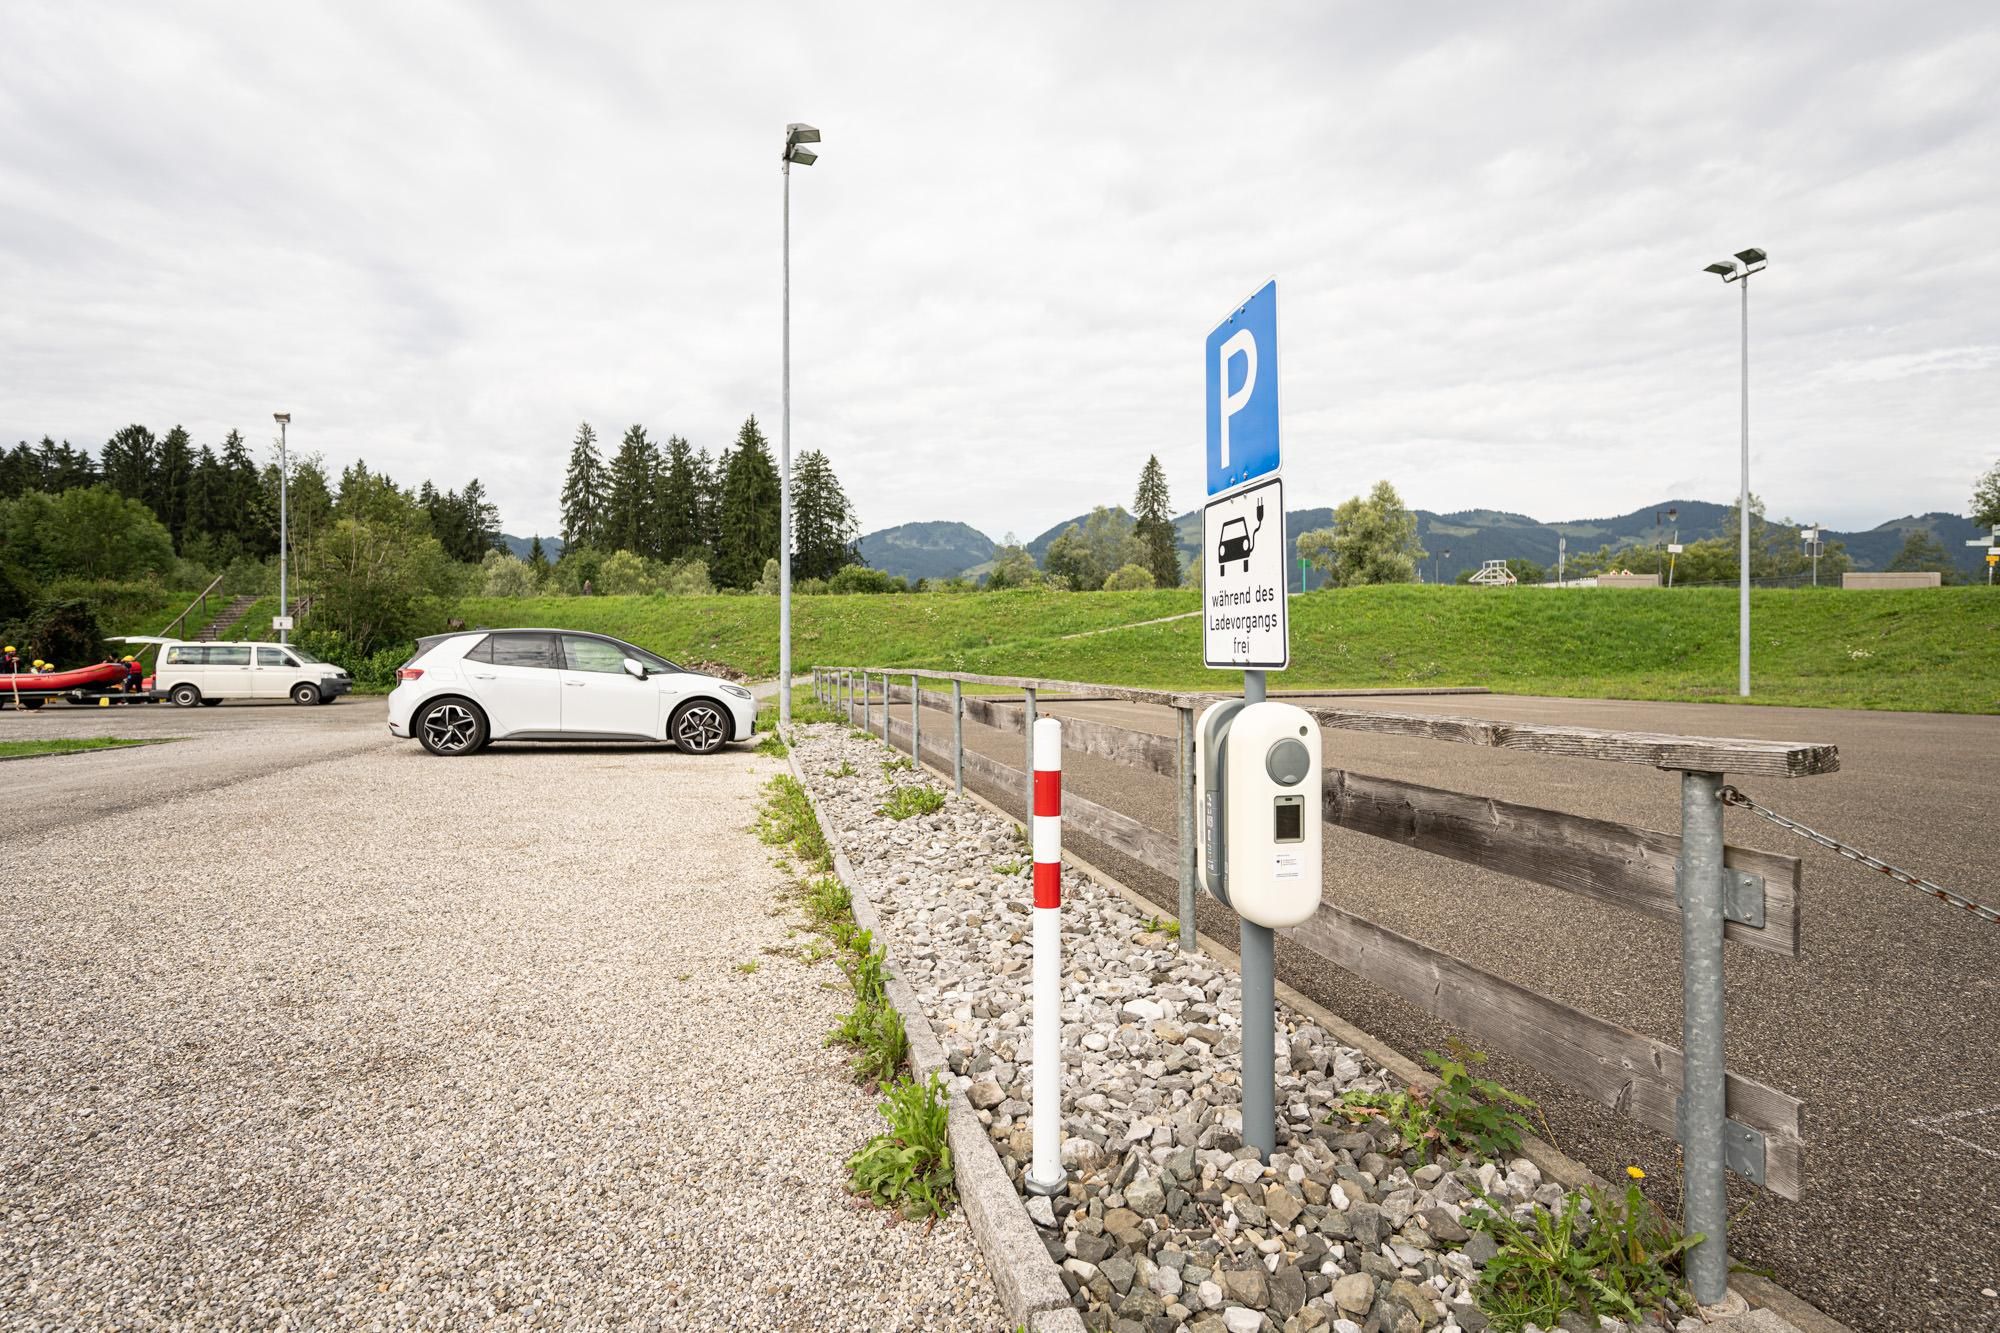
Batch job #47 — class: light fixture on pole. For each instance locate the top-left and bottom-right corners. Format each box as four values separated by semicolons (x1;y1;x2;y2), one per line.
779;121;820;730
1437;547;1451;585
1703;247;1766;697
273;413;291;645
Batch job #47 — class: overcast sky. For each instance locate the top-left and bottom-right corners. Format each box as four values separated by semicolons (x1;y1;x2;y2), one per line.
4;2;1995;543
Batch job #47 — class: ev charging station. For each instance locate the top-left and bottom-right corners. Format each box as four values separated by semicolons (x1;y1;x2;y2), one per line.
1199;279;1324;1159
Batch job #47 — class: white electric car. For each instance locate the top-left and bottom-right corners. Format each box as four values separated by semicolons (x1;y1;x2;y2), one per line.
387;629;756;757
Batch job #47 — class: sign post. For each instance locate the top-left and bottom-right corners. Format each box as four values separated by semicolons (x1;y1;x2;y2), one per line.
1968;529;2000;586
1203;278;1287;1159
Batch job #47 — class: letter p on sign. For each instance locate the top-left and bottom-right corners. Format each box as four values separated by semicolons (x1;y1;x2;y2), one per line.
1205;279;1280;497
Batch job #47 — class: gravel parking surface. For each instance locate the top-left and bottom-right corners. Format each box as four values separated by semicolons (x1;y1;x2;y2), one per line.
1;736;1003;1330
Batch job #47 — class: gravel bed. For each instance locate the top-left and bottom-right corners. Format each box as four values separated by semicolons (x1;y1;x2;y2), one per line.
795;724;1706;1333
0;739;1003;1330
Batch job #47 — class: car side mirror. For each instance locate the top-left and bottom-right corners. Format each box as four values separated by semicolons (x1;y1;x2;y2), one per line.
622;658;648;680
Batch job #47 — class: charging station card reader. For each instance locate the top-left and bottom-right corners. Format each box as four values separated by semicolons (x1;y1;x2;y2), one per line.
1194;700;1323;929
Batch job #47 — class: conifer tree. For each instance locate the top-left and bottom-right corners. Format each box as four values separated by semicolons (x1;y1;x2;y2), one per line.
604;424;659;556
559;422;606;551
154;425;194;543
714;416;781;588
790;449;861;581
1133;454;1180;588
654;434;705;562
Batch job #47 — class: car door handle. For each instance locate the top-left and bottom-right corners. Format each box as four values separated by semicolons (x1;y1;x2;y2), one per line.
565;680;586;687
472;672;496;680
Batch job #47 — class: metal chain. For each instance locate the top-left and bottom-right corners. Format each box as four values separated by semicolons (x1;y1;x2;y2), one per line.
1717;785;1999;925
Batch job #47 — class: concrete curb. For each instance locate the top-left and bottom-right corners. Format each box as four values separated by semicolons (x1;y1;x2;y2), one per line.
782;747;1082;1333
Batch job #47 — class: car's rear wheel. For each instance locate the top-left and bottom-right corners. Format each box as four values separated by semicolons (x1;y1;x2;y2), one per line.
671;700;730;755
170;683;202;708
291;682;321;706
418;698;487;756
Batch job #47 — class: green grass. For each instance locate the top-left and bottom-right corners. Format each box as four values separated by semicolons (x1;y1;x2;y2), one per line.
938;585;2000;714
0;737;163;760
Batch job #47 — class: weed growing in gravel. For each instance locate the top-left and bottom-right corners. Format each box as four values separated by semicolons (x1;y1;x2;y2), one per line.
1467;1182;1700;1332
882;756;914;774
802;875;851;928
848;1072;955;1220
993;857;1027;876
754;729;789;757
1332;1042;1536;1162
829;760;856;779
1138;914;1178;935
737;961;760;974
832;1000;909;1085
848;729;874;742
754;775;833;874
879;785;946;820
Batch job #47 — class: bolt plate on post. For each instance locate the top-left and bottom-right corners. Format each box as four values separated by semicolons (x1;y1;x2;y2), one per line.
1676;864;1766;929
1676;1094;1769;1187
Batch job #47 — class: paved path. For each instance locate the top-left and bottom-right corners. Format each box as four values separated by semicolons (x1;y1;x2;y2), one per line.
0;700;1003;1330
861;687;1998;1333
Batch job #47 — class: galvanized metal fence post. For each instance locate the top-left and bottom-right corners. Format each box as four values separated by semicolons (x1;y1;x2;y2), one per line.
862;670;870;735
1678;770;1731;1306
1023;685;1038;827
1177;705;1196;952
910;673;920;766
952;679;964;797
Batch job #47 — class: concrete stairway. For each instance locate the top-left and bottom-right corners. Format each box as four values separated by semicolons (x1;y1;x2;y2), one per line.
196;595;260;641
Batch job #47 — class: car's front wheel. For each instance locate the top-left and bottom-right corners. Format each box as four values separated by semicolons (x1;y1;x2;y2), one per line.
170;683;201;708
291;682;321;706
417;698;487;756
670;700;731;755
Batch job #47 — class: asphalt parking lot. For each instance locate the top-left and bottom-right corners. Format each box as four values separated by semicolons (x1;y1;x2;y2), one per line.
883;687;1999;1333
0;699;1002;1330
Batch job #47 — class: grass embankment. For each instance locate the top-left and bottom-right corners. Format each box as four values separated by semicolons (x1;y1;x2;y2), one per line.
954;585;1996;713
449;585;1998;714
448;587;1191;674
0;737;163;760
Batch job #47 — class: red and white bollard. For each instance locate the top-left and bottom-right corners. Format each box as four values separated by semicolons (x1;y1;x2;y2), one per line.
1025;715;1066;1196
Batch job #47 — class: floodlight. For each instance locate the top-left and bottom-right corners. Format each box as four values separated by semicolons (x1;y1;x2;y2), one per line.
786;146;817;166
1734;247;1767;265
1704;262;1736;276
786;123;820;145
273;412;290;424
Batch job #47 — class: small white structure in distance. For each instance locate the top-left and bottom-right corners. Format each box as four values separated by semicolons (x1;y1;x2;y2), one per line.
1467;559;1517;587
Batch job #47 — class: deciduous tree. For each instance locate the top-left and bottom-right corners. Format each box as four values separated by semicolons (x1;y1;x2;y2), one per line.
1327;481;1425;586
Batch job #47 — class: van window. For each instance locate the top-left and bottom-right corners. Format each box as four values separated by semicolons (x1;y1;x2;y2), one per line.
165;646;195;665
256;647;296;667
208;646;250;666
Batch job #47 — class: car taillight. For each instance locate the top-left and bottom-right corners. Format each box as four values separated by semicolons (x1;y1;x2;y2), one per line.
396;667;424;682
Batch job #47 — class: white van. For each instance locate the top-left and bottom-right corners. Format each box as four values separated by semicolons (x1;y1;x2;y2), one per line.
120;638;353;707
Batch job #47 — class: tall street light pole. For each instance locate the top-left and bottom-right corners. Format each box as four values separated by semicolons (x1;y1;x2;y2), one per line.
1704;248;1766;697
273;412;291;645
779;122;820;730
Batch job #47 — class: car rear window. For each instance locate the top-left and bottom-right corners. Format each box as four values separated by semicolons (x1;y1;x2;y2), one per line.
485;633;560;670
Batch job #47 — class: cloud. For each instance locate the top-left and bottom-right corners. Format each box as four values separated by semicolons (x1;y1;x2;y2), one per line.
2;0;1994;541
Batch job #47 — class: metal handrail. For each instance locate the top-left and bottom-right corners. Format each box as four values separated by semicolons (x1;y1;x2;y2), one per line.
159;573;226;641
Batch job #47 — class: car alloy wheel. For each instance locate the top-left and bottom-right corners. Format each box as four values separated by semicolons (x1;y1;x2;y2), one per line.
674;702;728;754
421;702;480;754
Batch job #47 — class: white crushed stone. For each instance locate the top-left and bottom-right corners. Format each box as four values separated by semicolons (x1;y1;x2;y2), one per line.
0;739;1004;1331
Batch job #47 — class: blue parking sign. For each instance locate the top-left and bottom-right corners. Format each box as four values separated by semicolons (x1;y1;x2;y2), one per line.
1205;279;1279;497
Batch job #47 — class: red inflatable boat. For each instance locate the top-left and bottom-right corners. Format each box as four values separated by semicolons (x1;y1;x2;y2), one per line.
3;662;128;692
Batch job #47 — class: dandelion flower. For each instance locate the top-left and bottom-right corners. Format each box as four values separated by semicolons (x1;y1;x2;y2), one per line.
1626;1165;1646;1179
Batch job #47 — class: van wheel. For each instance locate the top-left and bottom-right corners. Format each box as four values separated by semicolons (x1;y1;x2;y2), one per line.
170;684;202;708
291;683;321;705
417;699;487;755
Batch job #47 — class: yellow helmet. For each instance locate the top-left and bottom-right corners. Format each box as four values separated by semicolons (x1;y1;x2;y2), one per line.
123;655;136;662
3;646;13;653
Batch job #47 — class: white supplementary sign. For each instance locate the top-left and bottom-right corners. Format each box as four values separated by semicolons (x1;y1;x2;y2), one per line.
1203;476;1288;670
272;615;294;631
1668;544;1684;554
